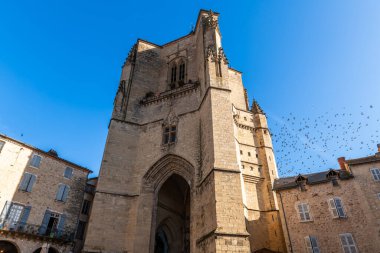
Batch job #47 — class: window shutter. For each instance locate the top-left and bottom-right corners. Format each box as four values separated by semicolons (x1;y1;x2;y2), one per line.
304;236;313;253
19;173;31;191
56;185;64;200
304;204;311;220
62;185;70;202
0;201;11;227
38;210;51;235
328;199;338;218
26;175;36;192
310;236;320;253
298;204;305;221
334;198;346;217
31;155;41;168
57;213;66;236
18;205;31;230
371;168;380;181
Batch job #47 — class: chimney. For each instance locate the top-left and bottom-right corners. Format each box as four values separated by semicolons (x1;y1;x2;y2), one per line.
376;144;380;156
337;157;349;172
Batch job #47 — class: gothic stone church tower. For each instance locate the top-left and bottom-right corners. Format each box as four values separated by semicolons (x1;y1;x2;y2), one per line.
84;10;286;253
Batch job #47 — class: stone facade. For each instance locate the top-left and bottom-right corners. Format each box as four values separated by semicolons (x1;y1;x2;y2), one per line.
84;10;286;253
274;145;380;253
0;134;92;253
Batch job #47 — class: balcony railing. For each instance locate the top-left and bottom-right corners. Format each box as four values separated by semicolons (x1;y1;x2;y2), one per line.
0;219;74;242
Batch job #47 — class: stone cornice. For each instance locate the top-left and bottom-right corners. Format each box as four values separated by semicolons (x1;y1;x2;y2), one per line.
140;82;200;106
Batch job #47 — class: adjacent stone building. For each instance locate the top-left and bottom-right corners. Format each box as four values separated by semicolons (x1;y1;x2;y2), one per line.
0;134;93;253
84;10;286;253
274;144;380;253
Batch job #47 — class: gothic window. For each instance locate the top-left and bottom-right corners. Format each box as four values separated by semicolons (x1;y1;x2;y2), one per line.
163;125;177;145
168;58;186;89
179;62;185;81
171;65;177;84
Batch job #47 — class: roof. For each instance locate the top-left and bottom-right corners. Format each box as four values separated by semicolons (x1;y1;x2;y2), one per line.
273;169;352;191
0;134;92;174
136;10;216;49
346;154;380;165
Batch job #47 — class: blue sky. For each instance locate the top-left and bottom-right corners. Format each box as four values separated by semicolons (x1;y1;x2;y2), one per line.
1;1;379;176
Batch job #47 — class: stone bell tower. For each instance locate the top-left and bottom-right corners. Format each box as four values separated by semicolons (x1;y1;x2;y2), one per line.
84;10;285;253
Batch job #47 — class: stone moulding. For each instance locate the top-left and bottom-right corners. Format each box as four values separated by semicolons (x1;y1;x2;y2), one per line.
140;82;200;106
142;154;195;193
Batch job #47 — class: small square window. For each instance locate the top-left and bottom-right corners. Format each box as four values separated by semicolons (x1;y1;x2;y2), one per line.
250;166;253;171
30;154;42;168
163;125;177;145
244;117;247;121
242;165;245;169
248;152;251;157
240;150;243;155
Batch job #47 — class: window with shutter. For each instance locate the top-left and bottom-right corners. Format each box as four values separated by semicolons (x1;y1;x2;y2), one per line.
19;173;36;192
30;154;42;168
339;233;358;253
304;236;320;253
56;184;70;202
370;168;380;181
328;197;346;218
64;167;73;179
297;203;312;222
5;203;24;229
0;141;5;153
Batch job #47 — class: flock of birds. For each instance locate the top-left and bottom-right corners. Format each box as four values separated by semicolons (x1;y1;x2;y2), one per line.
267;104;379;177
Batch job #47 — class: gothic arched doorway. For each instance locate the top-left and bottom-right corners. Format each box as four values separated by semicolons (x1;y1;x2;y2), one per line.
154;174;190;253
0;241;19;253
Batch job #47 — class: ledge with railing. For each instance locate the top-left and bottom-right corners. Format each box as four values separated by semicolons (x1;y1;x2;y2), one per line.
0;219;74;243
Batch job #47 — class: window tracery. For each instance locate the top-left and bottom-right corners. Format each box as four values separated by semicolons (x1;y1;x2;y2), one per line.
168;57;186;90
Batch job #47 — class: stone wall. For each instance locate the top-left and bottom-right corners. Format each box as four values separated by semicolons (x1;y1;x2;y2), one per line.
0;135;90;253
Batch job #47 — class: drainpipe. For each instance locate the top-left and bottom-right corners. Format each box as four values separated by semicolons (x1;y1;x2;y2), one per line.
279;192;293;253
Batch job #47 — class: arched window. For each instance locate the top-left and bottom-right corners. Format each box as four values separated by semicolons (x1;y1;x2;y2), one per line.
170;65;177;84
179;62;185;81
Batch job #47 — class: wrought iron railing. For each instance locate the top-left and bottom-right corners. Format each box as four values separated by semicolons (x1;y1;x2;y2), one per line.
0;219;75;242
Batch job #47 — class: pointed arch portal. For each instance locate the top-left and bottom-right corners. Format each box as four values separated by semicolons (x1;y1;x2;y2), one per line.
142;154;194;253
154;174;190;253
